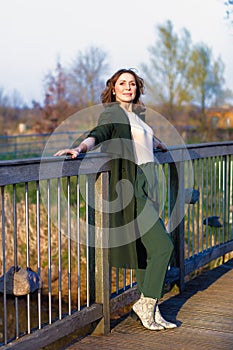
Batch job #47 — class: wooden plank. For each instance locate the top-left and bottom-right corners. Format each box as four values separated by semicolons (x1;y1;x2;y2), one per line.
185;241;233;275
93;172;111;335
0;154;112;185
110;286;140;314
154;142;233;164
1;141;233;185
1;304;103;350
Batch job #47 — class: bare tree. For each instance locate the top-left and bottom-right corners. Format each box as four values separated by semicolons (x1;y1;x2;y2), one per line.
67;46;109;107
33;47;109;133
43;61;68;105
34;61;71;133
0;87;10;107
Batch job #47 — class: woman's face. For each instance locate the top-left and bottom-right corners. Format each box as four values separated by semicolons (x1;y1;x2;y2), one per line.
113;73;137;104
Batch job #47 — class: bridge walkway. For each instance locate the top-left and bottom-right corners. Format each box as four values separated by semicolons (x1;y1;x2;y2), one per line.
64;259;233;350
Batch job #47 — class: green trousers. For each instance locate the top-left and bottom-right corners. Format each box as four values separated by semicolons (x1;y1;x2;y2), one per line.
134;163;174;299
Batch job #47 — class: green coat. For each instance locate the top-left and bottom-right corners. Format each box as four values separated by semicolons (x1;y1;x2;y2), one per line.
88;103;147;268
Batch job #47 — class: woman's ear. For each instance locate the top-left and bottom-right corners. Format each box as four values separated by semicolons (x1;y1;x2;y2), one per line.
112;90;115;95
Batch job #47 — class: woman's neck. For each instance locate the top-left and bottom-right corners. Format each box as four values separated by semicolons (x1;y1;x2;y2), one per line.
120;102;133;112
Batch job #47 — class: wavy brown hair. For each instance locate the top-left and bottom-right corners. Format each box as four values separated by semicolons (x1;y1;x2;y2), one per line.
101;68;145;105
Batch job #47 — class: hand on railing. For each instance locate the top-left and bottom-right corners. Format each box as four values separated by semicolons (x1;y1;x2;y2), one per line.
153;136;168;152
155;141;168;152
54;148;83;159
54;137;95;159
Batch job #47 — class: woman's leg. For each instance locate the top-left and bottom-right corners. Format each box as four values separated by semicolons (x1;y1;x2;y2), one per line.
133;163;177;329
136;217;174;299
134;217;177;329
134;268;145;294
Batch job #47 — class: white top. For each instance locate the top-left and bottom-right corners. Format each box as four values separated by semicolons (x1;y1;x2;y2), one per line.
126;111;154;165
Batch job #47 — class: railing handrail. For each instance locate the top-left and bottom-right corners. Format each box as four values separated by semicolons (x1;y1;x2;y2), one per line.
1;141;233;186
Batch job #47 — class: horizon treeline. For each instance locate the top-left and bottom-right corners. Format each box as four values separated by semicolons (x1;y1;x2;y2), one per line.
0;20;233;138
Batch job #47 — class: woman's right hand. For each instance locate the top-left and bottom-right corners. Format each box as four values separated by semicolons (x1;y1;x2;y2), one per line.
54;148;80;159
54;138;94;158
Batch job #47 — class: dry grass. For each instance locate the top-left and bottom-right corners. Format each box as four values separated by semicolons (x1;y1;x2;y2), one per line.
0;191;88;306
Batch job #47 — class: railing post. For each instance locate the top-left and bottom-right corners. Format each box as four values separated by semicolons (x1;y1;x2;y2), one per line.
170;161;185;292
93;171;110;335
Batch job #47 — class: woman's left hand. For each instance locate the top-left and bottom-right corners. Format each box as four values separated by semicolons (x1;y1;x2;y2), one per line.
156;142;168;152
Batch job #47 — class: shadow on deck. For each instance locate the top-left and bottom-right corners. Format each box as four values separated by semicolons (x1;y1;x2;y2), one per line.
63;259;233;350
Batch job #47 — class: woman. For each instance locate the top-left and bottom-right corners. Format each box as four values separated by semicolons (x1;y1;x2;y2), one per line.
54;68;177;331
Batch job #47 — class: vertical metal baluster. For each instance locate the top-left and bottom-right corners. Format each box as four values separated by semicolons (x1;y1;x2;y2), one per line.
224;155;228;241
217;157;220;245
191;161;195;256
215;157;221;244
116;268;119;294
187;207;191;257
1;186;7;344
123;268;126;291
36;181;42;329
215;158;218;244
13;184;19;339
187;193;191;258
222;157;226;243
218;158;221;244
215;157;220;244
192;160;195;255
130;269;133;288
227;156;231;241
201;159;204;252
47;179;52;324
210;158;213;248
57;178;62;319
187;161;191;258
76;176;81;311
86;176;90;307
67;177;71;315
189;160;193;257
213;159;217;246
25;182;31;334
196;159;200;254
230;159;233;239
205;158;209;250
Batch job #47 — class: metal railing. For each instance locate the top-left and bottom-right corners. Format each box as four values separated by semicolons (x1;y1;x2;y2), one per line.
0;132;83;160
0;142;233;348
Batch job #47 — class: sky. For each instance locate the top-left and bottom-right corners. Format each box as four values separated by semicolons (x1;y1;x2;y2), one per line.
0;0;232;106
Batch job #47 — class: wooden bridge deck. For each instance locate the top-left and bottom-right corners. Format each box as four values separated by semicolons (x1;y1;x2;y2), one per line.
64;259;233;350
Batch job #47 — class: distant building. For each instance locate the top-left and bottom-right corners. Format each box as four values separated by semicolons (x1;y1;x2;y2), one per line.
18;123;27;133
206;106;233;129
